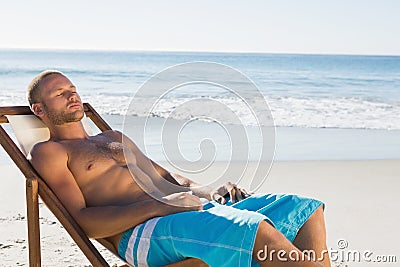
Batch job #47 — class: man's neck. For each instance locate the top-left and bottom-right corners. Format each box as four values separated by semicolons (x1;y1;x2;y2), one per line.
49;121;90;141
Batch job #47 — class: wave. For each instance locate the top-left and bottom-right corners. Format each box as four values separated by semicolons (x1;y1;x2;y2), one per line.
2;91;399;130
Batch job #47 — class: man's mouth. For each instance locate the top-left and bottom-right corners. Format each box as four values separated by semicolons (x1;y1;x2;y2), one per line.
68;102;82;109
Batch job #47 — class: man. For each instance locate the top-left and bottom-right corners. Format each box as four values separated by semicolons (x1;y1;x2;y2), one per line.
28;70;331;267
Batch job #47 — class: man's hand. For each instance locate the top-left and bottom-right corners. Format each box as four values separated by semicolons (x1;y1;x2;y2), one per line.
161;192;203;213
210;182;250;204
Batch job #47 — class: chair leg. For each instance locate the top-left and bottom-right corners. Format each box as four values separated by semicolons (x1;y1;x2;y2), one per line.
26;177;41;267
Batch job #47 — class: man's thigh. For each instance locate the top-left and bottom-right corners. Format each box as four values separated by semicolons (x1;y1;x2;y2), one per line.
229;194;324;242
147;205;266;266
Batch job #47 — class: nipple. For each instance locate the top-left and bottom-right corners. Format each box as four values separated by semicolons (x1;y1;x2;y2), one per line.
87;162;95;170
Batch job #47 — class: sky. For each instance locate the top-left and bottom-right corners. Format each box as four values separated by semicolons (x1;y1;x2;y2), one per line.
0;0;399;55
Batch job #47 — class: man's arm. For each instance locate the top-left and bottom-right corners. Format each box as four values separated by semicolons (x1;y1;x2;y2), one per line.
169;171;249;204
115;130;207;192
30;141;200;239
118;131;249;204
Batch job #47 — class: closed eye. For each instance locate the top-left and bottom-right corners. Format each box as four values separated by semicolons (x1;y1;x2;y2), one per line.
54;85;77;97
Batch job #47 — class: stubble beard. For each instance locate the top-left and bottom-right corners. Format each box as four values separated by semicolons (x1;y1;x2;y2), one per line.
42;103;84;125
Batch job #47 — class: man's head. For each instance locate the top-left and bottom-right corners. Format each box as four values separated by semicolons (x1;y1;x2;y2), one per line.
27;70;84;126
27;70;63;107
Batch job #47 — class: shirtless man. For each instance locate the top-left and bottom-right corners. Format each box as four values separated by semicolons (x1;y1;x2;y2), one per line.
28;70;331;267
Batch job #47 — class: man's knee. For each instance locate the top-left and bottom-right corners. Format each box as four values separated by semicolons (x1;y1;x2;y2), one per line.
309;205;325;222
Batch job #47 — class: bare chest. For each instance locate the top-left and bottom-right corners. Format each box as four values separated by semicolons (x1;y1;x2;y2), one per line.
63;136;136;179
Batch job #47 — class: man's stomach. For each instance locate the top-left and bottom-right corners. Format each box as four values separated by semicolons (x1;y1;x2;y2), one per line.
78;164;153;207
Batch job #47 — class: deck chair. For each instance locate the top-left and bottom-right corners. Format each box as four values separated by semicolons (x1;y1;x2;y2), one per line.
0;104;208;267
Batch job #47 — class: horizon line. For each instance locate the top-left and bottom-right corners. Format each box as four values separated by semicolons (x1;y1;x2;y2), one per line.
1;46;400;58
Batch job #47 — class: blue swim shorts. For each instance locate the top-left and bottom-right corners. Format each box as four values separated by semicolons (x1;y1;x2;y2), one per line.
118;193;323;267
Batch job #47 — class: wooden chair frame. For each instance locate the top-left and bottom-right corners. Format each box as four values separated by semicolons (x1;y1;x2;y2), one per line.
0;104;206;267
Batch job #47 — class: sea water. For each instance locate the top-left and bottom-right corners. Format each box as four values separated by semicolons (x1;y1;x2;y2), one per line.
0;49;399;162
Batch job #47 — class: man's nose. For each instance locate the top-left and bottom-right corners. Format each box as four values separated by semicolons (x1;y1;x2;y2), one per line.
67;92;79;101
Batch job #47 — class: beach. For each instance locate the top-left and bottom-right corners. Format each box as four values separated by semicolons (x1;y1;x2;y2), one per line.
1;160;399;266
0;50;399;266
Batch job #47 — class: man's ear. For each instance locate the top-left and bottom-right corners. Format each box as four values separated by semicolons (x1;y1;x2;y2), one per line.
31;103;44;117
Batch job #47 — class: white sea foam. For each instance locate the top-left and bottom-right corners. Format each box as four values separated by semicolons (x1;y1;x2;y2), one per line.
2;91;399;130
88;94;400;130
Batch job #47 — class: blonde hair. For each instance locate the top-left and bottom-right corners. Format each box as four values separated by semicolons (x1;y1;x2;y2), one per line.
27;70;64;106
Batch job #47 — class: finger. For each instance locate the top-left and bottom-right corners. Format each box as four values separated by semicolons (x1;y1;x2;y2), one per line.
219;195;227;205
241;188;252;198
236;188;243;202
213;193;226;205
229;186;237;203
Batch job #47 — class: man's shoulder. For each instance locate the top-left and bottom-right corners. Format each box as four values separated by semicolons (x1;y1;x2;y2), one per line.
100;130;137;147
99;130;124;140
30;140;67;160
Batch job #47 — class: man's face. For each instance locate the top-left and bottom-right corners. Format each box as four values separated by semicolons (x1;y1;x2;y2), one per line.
36;74;84;125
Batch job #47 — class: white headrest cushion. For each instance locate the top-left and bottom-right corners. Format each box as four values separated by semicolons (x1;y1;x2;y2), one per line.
6;115;93;156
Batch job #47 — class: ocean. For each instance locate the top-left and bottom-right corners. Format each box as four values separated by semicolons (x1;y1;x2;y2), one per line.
1;49;400;162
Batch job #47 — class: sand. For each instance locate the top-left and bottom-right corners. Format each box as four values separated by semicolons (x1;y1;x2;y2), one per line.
1;160;399;266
